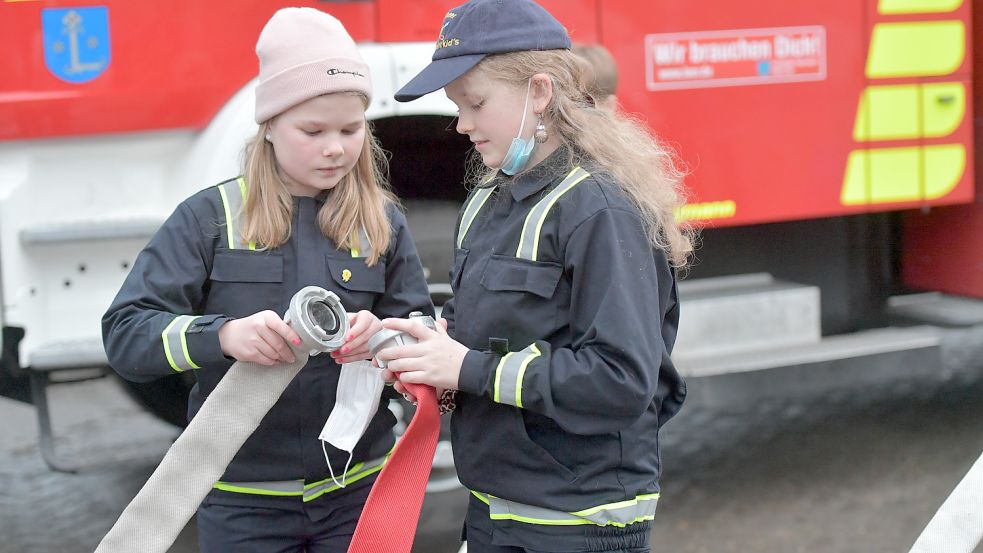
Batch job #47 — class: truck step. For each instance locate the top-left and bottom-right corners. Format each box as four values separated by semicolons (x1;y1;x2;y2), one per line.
19;217;163;245
673;273;820;359
887;292;983;327
673;325;940;378
29;338;108;372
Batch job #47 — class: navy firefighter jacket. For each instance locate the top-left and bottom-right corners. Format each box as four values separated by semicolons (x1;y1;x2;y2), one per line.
102;178;433;506
442;149;685;540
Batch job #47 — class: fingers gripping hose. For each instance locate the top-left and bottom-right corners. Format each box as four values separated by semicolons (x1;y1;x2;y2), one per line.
95;287;348;553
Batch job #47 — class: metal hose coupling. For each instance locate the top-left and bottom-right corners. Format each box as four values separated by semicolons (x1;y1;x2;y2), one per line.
367;311;436;368
285;286;349;355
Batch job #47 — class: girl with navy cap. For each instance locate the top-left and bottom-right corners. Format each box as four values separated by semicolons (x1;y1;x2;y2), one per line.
379;1;693;552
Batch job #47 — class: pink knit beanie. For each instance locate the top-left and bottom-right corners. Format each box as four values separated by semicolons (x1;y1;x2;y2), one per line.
254;7;372;123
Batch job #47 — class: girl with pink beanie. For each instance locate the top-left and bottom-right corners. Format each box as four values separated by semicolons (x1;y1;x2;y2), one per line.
102;7;433;552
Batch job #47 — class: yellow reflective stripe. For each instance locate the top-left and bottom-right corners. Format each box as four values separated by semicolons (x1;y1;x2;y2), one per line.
492;343;540;408
348;228;371;258
491;513;592;526
303;451;391;502
213;481;303;497
516;167;590;261
457;185;496;248
217;185;235;249
218;179;254;249
303;463;384;502
853;83;965;141
350;229;360;257
474;490;660;527
237;177;256;251
841;144;965;205
213;452;391;501
161;316;183;372
878;0;963;14
513;344;538;409
866;21;965;78
161;315;201;372
492;352;513;404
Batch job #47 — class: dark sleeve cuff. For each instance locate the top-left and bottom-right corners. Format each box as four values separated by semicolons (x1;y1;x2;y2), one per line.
457;349;499;397
184;314;233;368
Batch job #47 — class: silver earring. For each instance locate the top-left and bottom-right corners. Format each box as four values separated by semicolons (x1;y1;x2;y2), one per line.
534;116;548;144
265;133;272;142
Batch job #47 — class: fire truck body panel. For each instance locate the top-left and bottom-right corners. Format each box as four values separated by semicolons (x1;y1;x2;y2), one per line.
2;1;973;227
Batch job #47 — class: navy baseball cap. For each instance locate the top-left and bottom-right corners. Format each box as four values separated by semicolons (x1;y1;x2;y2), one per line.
394;0;572;102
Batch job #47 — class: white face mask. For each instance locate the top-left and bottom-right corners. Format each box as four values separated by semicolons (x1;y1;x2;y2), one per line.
318;360;384;488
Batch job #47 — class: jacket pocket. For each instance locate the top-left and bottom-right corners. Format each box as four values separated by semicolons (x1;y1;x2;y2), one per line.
326;254;387;311
480;255;562;298
475;255;564;346
210;251;283;283
205;251;284;319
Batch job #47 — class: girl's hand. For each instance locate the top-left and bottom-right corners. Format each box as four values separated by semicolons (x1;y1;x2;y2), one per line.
377;317;467;393
218;310;301;366
331;310;383;364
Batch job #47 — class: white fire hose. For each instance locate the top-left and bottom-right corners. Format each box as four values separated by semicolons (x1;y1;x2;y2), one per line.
94;286;349;553
908;450;983;553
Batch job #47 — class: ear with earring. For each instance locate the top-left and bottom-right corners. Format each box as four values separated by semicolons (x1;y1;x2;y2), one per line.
534;114;548;144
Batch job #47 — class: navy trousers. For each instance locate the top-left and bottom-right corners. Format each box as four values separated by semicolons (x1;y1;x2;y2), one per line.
197;484;371;553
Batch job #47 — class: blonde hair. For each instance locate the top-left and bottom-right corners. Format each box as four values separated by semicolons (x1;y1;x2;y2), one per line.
240;93;397;266
474;50;694;267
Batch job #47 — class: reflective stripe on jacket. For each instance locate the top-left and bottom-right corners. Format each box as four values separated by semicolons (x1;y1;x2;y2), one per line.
103;177;433;497
441;149;684;542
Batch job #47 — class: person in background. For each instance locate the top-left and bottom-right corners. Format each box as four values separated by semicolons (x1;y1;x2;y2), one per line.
572;42;620;112
102;7;432;552
377;1;693;552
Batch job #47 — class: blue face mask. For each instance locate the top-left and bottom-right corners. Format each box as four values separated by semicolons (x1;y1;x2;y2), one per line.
500;79;536;176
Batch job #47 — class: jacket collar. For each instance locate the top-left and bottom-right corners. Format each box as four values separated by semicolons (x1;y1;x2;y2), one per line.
503;146;572;202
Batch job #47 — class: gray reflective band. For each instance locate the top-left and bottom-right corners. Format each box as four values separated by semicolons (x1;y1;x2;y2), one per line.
350;227;372;258
493;343;540;408
162;315;201;372
516;167;591;261
212;479;303;497
457;184;497;248
217;178;255;250
472;491;660;527
213;453;389;502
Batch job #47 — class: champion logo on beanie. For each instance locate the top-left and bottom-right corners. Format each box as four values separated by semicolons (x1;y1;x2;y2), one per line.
254;7;372;123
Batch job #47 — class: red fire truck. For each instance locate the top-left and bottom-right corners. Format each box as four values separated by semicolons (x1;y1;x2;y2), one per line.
0;0;978;541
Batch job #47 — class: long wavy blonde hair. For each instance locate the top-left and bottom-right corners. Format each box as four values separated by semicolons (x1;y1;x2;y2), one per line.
473;50;694;268
240;92;396;266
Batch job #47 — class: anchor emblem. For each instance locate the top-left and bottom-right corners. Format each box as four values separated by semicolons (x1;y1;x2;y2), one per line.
42;7;111;84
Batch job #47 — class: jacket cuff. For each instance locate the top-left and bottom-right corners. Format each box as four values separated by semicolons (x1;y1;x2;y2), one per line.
183;314;232;369
457;349;499;397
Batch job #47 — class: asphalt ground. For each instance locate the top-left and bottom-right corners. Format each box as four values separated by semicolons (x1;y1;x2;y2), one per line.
1;344;981;553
